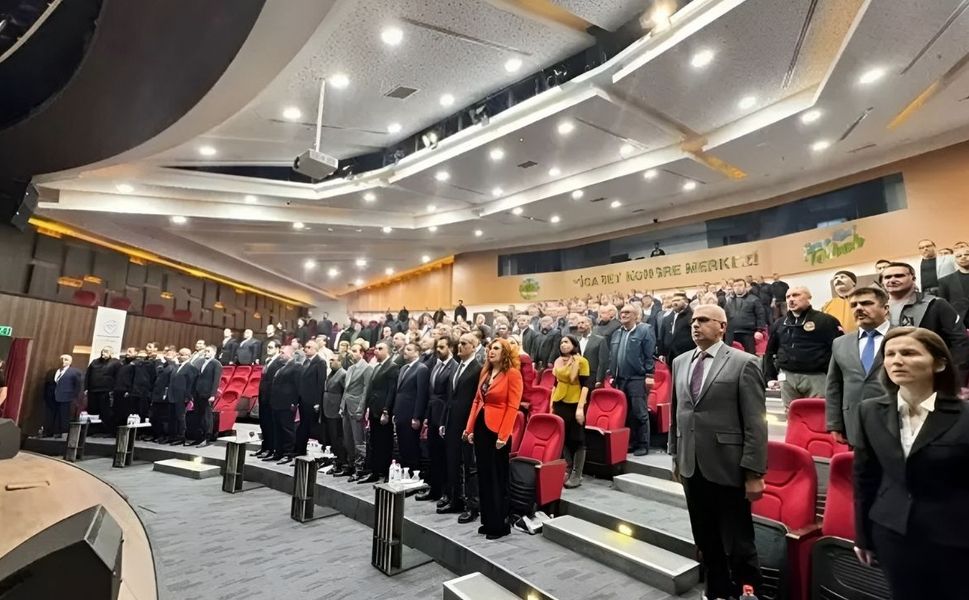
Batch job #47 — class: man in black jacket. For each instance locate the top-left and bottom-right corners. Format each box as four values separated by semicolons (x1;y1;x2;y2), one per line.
189;346;222;448
658;292;696;363
218;328;239;365
440;333;483;522
938;246;969;325
593;304;620;344
266;345;298;462
724;279;768;353
454;299;468;323
166;348;199;446
391;342;429;473
253;341;282;459
418;336;457;503
130;351;156;421
147;348;175;442
763;287;843;409
85;347;121;434
358;342;399;484
534;316;562;371
235;329;261;365
288;340;326;464
111;348;138;428
769;273;790;320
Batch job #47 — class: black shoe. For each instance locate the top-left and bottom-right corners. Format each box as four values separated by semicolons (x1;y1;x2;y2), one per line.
261;454;281;462
436;496;450;508
437;502;464;515
476;525;486;534
251;450;266;458
168;438;184;445
276;456;293;465
333;468;353;477
633;447;649;456
187;439;203;447
347;471;366;482
460;512;479;525
415;492;440;502
156;436;169;444
486;530;509;540
197;440;212;449
358;473;380;484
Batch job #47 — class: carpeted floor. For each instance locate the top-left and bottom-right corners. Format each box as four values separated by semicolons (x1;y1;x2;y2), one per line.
79;459;455;600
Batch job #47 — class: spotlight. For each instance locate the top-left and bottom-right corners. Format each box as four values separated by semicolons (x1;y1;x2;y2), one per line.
428;225;438;232
116;183;134;194
427;204;437;212
643;169;658;180
557;121;575;135
811;140;831;152
504;57;523;73
858;67;886;85
800;109;822;124
512;207;523;215
421;255;431;263
434;170;450;182
550;215;561;224
355;258;367;268
690;49;714;69
354;278;363;286
387;122;402;134
492;187;503;197
170;216;187;225
329;73;350;89
610;200;622;208
244;195;258;204
282;107;302;121
382;226;393;233
737;95;757;110
385;267;395;275
440;93;455;107
548;167;561;177
489;148;505;161
381;26;404;46
571;189;584;200
327;267;339;278
474;229;483;237
363;192;377;202
304;259;317;269
682;181;697;191
198;145;217;157
293;222;305;230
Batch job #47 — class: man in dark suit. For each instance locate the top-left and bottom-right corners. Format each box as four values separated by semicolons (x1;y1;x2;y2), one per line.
218;328;239;365
129;350;156;421
147;347;175;442
265;345;298;462
235;329;261;365
574;316;609;388
358;342;398;484
658;292;695;363
669;304;767;600
111;348;138;428
454;299;468;323
535;316;562;371
593;304;620;344
253;341;282;458
338;343;373;478
937;245;969;325
44;354;83;437
440;333;482;523
189;346;221;448
826;287;891;446
288;340;326;464
262;324;281;365
390;342;429;473
166;348;199;446
84;347;121;435
417;336;457;503
512;314;537;358
321;353;347;470
724;279;768;353
318;313;333;339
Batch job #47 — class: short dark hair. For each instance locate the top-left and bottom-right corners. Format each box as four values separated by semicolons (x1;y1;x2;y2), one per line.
874;258;892;266
672;291;688;300
879;327;960;397
884;262;915;277
848;286;889;305
559;334;581;356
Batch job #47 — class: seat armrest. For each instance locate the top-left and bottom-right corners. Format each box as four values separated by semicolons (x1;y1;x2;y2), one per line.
535;459;567;506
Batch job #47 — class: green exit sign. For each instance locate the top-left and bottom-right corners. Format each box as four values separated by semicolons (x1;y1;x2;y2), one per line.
0;326;12;336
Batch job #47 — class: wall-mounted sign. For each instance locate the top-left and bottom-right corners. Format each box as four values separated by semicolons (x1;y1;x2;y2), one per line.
0;326;12;337
571;251;761;289
519;278;540;300
803;226;866;266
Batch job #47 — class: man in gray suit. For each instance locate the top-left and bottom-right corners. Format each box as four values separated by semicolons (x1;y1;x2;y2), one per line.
337;343;372;478
825;286;891;446
669;304;767;600
321;352;347;470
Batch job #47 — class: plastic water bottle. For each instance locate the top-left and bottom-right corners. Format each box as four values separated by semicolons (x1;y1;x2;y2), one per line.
389;460;401;482
739;585;758;600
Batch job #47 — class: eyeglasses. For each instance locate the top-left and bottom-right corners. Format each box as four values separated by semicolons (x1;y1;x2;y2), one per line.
691;316;725;325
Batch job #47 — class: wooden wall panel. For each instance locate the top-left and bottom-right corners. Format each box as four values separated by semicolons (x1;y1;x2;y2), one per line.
347;264;453;312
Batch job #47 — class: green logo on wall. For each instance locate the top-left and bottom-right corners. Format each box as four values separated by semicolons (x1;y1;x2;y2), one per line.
0;326;12;336
519;278;540;300
803;226;866;266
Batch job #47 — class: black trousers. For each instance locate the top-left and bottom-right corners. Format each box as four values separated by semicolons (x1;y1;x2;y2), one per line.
872;522;969;600
272;408;295;457
394;416;421;472
727;330;756;354
426;424;447;497
258;398;275;452
150;402;171;437
293;400;317;456
368;417;394;477
114;393;133;424
45;399;70;435
136;395;151;420
170;400;187;439
320;414;347;466
189;397;213;442
682;467;760;599
615;376;649;450
87;391;112;433
444;427;478;510
473;412;510;536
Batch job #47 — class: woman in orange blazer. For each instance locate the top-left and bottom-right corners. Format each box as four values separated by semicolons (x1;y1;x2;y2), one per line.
464;338;522;539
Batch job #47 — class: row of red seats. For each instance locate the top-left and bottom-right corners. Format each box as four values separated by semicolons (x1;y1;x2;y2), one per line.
214;365;263;434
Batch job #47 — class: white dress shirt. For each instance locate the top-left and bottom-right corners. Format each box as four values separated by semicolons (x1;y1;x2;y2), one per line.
578;334;589;356
687;340;725;390
898;392;936;458
857;320;891;356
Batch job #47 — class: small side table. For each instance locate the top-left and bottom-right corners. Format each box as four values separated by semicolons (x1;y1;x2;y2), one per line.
291;456;339;522
113;422;152;468
64;420;90;462
222;439;264;494
371;481;432;575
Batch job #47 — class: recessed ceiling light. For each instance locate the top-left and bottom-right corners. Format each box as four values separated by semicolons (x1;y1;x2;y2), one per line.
643;169;658;180
198;145;217;157
381;26;403;46
385;267;395;276
282;107;302;121
550;215;561;224
421;255;431;263
387;122;402;134
492;187;503;197
304;259;317;269
293;221;305;230
434;170;450;182
427;204;437;212
329;73;350;89
363;191;377;202
504;57;523;73
355;258;367;268
800;109;822;124
557;121;575;135
354;278;363;286
512;207;524;215
811;140;831;152
737;95;757;110
244;195;257;204
858;67;886;85
690;49;714;69
327;267;339;278
682;181;697;191
170;216;187;225
382;226;392;233
439;93;455;107
548;167;561;177
489;148;505;161
610;200;622;208
428;225;438;232
571;189;584;200
474;229;483;237
620;143;635;157
115;183;134;193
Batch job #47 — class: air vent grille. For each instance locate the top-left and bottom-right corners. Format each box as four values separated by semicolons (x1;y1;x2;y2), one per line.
384;85;419;99
517;160;538;169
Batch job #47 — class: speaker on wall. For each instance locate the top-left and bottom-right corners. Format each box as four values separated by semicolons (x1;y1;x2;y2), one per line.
0;178;38;232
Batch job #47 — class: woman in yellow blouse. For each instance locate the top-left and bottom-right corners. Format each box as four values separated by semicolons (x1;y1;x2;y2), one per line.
551;335;590;488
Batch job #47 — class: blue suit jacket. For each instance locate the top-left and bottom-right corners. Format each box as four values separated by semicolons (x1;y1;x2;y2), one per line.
390;361;429;421
54;367;84;403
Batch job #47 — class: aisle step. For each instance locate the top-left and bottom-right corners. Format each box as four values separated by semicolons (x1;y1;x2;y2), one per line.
443;573;521;600
542;515;699;595
613;473;686;508
152;458;220;479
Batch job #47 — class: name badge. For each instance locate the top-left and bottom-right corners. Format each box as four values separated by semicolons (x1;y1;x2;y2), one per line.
803;321;816;332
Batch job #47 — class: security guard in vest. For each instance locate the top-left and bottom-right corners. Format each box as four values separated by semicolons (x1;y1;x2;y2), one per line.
763;286;843;409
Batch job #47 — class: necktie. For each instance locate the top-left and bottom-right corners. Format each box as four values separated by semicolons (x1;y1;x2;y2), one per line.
453;361;466;387
55;369;63;382
690;351;709;401
617;329;631;376
861;329;879;375
202;359;211;373
431;361;443;387
398;363;410;389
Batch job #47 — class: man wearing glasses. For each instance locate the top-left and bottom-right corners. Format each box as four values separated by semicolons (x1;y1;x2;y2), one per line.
607;303;656;456
763;286;843;409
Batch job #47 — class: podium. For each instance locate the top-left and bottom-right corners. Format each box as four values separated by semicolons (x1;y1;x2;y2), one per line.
64;421;90;462
371;481;432;575
113;422;151;468
290;456;338;522
222;439;263;493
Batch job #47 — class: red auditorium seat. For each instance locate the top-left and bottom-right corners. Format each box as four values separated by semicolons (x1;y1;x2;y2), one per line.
583;388;629;474
510;413;567;508
143;303;165;318
172;309;192;322
212;389;240;434
108;296;132;311
538;368;555;388
72;289;100;307
811;452;891;599
238;368;262;418
755;331;768;356
648;362;672;433
510;411;526;454
731;341;745;351
786;398;850;459
752;441;821;600
525;385;552;416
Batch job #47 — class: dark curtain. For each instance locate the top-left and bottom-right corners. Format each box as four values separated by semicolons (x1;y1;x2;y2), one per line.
1;337;32;424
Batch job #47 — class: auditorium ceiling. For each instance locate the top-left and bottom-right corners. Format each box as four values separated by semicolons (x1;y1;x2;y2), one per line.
28;0;969;301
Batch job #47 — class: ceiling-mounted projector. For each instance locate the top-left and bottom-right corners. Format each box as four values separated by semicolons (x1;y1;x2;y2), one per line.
293;149;338;180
